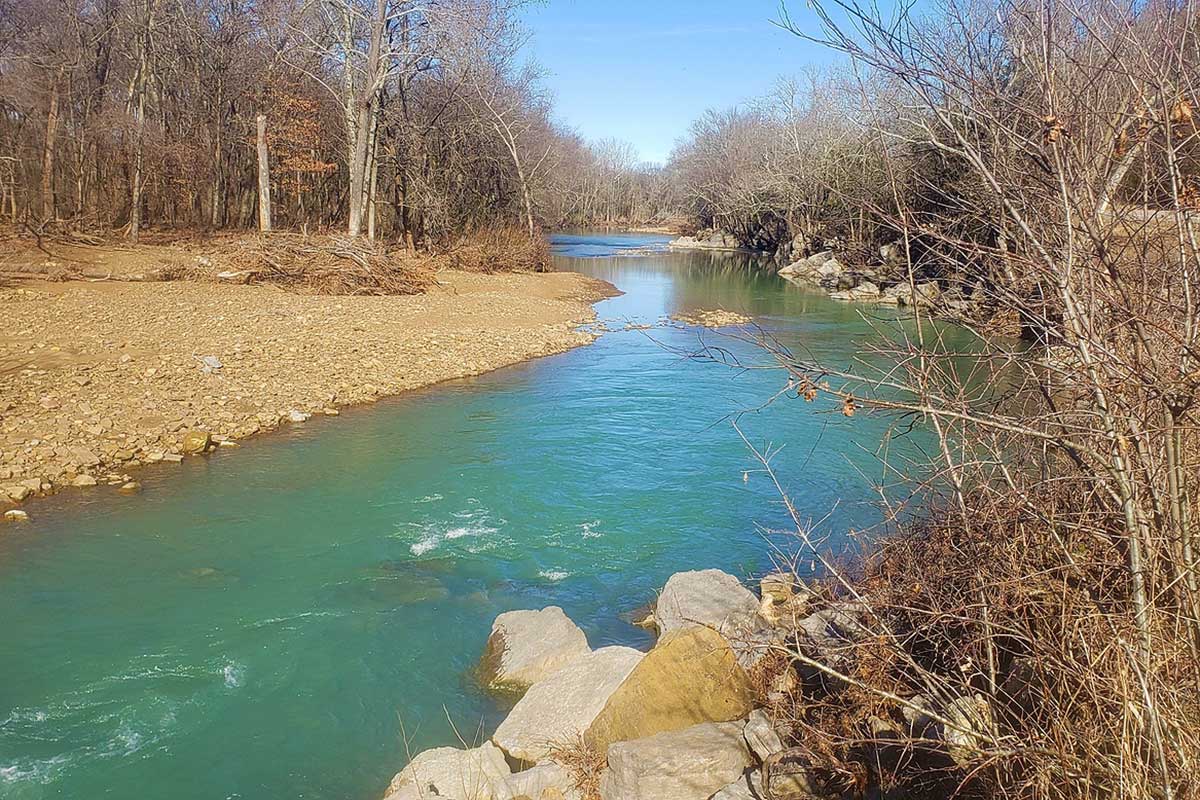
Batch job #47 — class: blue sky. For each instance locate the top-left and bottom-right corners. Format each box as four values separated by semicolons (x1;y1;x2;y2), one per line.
521;0;840;165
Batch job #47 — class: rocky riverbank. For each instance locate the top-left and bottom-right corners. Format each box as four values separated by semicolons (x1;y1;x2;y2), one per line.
668;230;761;254
0;270;612;514
668;231;997;323
384;568;990;800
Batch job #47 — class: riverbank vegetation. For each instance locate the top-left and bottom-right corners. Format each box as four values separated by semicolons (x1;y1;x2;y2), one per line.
685;1;1200;798
0;0;673;256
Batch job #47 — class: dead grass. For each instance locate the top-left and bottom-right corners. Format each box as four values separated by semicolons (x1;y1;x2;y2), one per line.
547;736;605;800
431;227;552;274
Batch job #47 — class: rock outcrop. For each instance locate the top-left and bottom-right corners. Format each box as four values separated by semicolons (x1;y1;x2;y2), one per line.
668;231;750;252
831;281;881;302
598;721;752;800
493;646;643;763
479;606;591;695
778;251;849;291
377;573;887;800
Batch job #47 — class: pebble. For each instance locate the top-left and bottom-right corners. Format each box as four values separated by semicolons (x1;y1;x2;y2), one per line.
4;509;29;523
0;272;604;503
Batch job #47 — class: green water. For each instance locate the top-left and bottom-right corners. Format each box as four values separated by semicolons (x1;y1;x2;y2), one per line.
1;233;923;799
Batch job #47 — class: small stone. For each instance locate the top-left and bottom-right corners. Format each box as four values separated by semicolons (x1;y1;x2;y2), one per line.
4;485;34;503
181;430;213;454
744;709;784;762
162;453;184;463
287;410;310;423
72;474;99;487
118;481;142;494
4;509;30;523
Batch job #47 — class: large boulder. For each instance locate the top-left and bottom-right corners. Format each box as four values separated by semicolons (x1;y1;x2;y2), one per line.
499;763;581;800
384;743;511;800
493;646;643;763
479;607;590;694
584;626;754;753
778;250;833;281
653;569;760;639
598;721;752;800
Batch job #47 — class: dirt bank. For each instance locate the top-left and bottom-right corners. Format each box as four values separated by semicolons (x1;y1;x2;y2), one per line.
0;269;612;507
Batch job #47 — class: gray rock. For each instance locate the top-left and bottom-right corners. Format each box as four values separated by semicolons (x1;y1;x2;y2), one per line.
830;281;881;302
710;772;763;800
653;569;760;640
4;484;34;502
814;258;847;290
743;709;784;762
599;721;752;800
880;241;907;266
795;602;872;672
480;607;591;694
885;281;940;308
498;763;581;800
384;743;511;800
941;694;996;767
494;646;643;763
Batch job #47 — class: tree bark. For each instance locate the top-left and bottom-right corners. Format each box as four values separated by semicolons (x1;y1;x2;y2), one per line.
41;70;62;222
347;0;386;237
256;113;272;232
130;88;145;241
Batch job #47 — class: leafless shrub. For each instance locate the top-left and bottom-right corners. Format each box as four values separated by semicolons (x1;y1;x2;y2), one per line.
432;226;553;274
684;0;1200;798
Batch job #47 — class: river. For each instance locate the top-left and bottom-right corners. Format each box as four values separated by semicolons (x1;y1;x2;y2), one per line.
0;232;917;799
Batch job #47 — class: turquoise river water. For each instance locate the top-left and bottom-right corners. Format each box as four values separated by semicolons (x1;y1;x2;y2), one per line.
0;233;923;799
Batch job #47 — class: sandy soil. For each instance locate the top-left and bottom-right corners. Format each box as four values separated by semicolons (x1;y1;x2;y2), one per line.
0;268;612;508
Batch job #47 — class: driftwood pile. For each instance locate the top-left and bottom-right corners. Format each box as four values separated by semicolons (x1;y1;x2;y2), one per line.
213;234;434;296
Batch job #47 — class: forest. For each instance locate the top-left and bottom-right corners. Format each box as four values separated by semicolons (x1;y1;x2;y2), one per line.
0;0;675;246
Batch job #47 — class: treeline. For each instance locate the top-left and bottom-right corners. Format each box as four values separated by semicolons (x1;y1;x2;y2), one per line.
665;20;1200;270
0;0;672;244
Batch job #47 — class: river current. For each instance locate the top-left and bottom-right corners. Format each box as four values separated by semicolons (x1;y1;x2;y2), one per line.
0;232;917;799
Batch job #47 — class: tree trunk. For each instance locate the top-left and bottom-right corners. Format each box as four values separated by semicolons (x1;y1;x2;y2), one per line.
41;71;62;222
130;89;145;242
256;113;272;233
347;0;386;237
